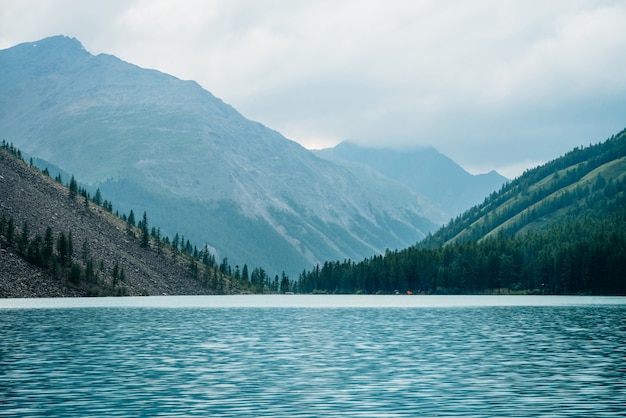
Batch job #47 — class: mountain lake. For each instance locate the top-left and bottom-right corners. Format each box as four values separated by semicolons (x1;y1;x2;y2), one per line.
1;295;625;417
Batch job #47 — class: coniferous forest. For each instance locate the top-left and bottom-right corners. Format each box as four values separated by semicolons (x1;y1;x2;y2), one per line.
297;130;626;295
2;129;625;296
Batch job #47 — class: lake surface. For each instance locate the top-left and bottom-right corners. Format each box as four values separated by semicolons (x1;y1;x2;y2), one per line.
1;295;625;417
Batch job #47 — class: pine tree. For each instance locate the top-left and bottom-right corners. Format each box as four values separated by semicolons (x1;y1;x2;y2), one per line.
112;261;119;286
85;259;95;282
219;257;229;274
57;232;68;267
280;272;290;293
126;210;135;236
81;239;90;262
69;175;78;199
242;264;249;282
18;221;29;254
172;233;180;252
6;217;15;245
70;262;82;283
43;227;54;265
68;231;74;263
156;227;162;255
27;235;43;266
190;258;198;278
93;188;102;206
140;211;149;248
212;270;218;290
0;213;6;236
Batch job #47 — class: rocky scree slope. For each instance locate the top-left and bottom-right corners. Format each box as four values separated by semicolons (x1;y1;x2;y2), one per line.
0;149;225;297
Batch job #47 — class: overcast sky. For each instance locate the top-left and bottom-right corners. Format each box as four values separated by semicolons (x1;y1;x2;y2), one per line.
2;0;625;177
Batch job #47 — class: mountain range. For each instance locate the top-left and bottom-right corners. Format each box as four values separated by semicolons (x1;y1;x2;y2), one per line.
2;128;623;296
0;35;505;276
315;142;506;218
298;130;626;294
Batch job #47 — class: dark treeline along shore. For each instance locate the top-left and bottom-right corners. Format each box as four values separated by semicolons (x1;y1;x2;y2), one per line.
2;128;625;297
298;130;626;295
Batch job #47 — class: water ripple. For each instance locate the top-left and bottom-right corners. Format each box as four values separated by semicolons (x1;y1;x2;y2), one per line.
1;302;625;416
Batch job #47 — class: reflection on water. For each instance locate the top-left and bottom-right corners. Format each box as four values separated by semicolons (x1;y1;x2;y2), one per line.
1;296;625;417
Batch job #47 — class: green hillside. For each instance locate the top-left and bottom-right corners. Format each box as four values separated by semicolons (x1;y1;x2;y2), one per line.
296;129;626;295
424;129;626;246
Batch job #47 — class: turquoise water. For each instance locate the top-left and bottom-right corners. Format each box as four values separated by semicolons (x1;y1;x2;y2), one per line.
1;296;625;416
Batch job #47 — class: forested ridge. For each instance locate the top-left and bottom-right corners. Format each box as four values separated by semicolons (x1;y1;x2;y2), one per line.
297;130;626;295
0;143;231;296
0;141;297;297
3;128;625;297
426;129;626;246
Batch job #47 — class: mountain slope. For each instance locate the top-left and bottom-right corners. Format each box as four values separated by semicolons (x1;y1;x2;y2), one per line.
0;147;228;297
0;36;438;276
423;129;626;247
315;142;508;220
296;130;626;295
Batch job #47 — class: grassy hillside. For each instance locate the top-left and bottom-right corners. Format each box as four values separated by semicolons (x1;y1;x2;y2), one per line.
423;129;626;246
315;142;507;221
296;129;626;295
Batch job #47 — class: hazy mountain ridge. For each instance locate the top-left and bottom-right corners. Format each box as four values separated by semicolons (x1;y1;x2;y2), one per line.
0;36;439;276
315;142;508;220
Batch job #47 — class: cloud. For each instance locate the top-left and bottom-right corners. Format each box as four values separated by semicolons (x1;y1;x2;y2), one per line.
1;0;625;177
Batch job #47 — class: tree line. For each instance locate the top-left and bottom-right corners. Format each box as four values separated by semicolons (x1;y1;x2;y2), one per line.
296;130;626;295
4;134;624;296
297;208;625;295
0;213;129;296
